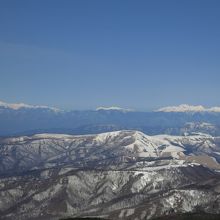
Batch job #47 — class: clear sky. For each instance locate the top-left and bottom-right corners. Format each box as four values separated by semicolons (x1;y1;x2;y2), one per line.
0;0;220;110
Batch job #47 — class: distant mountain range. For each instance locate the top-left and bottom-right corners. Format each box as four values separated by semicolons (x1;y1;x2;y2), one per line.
1;100;220;136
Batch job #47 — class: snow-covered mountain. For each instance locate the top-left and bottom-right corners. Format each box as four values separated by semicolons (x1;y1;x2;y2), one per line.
96;106;134;112
1;130;220;174
157;104;220;113
0;100;60;112
0;130;220;219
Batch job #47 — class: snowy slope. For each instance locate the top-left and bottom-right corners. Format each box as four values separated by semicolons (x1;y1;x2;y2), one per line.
0;130;220;175
0;163;219;220
0;130;220;219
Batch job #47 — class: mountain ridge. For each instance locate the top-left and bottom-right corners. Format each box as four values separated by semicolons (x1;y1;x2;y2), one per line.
157;104;220;113
1;130;220;175
0;130;220;219
0;100;60;112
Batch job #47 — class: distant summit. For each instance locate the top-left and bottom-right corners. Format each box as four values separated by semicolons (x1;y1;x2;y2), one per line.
0;100;60;112
96;106;133;112
157;104;220;112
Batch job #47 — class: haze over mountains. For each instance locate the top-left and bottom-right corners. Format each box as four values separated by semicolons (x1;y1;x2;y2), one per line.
1;100;220;137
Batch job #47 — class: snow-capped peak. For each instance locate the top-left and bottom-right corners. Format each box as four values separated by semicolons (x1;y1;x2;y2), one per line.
0;100;60;112
156;104;220;113
209;107;220;112
96;106;133;112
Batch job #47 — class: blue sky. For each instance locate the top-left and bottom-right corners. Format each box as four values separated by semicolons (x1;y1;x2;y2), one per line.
0;0;220;110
